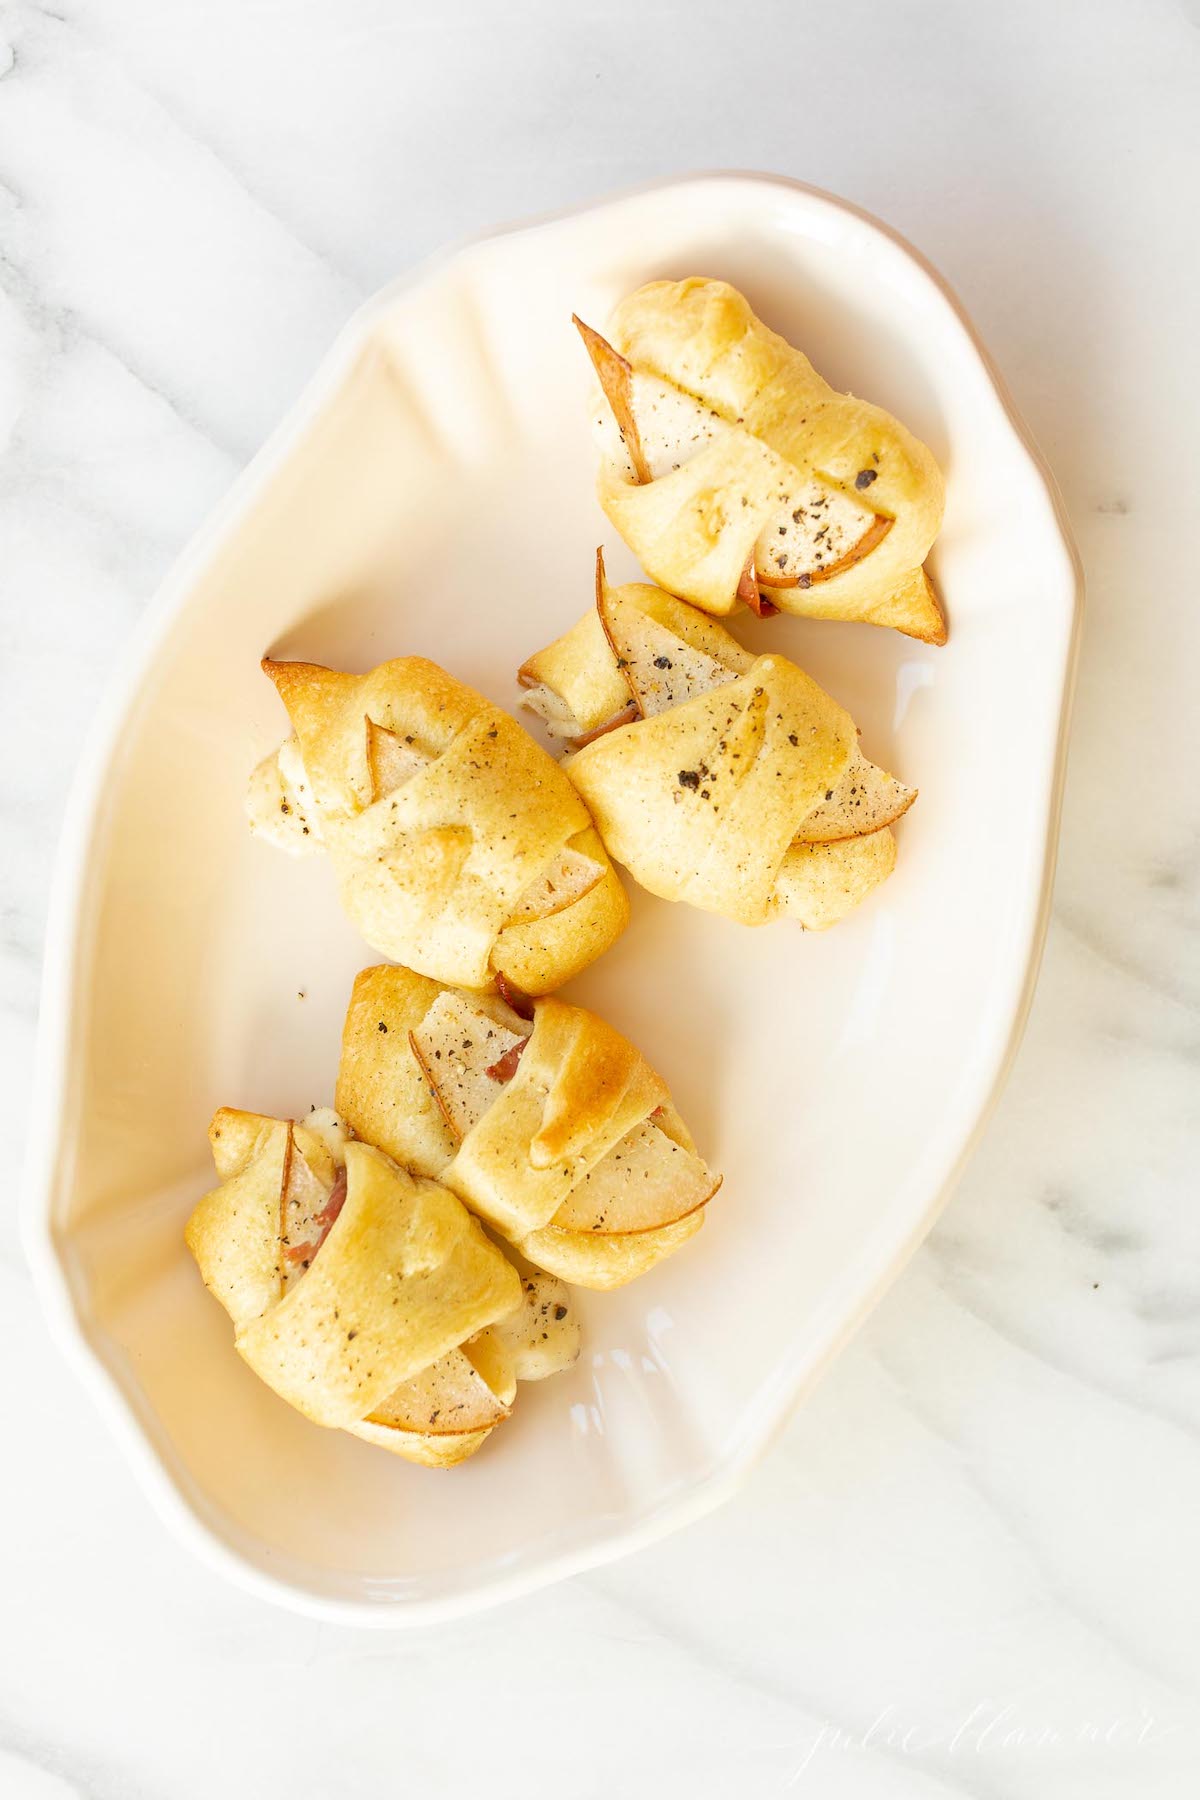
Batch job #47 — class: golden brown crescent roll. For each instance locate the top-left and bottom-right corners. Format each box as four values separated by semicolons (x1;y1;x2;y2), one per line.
518;554;914;929
576;277;945;640
185;1107;580;1467
336;964;720;1290
246;656;628;993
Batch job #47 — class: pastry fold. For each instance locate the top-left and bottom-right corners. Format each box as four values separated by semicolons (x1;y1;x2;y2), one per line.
186;1109;579;1466
519;557;914;929
336;965;719;1289
578;277;945;640
248;656;628;993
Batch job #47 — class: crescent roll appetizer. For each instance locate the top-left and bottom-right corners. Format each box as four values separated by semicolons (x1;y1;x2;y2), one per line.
518;554;914;929
246;656;628;993
576;277;945;641
186;1107;580;1467
336;964;720;1290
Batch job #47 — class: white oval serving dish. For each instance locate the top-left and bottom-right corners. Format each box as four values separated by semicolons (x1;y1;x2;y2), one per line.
23;173;1081;1625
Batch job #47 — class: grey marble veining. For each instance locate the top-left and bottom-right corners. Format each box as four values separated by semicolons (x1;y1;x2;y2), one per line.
2;1;1199;1795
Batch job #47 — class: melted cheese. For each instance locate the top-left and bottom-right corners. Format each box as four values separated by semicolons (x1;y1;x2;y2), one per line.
245;736;323;855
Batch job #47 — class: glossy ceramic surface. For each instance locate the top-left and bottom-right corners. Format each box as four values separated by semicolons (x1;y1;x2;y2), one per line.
23;174;1081;1624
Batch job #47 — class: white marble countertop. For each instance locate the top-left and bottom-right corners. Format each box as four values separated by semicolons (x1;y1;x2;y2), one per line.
3;1;1198;1794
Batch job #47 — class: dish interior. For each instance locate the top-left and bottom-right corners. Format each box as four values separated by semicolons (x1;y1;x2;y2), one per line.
42;178;1076;1610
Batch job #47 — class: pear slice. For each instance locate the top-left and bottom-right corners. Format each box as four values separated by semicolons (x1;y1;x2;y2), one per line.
366;1346;511;1436
604;373;729;481
797;741;917;843
738;554;778;619
575;315;652;482
578;316;729;484
598;584;740;719
278;1128;344;1288
508;847;604;923
409;991;528;1140
580;318;890;597
366;717;431;800
755;487;889;589
551;1118;720;1234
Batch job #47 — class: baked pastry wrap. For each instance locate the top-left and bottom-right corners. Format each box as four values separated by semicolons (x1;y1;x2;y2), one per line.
577;277;945;640
336;964;719;1290
519;555;914;928
186;1108;579;1466
246;655;628;993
